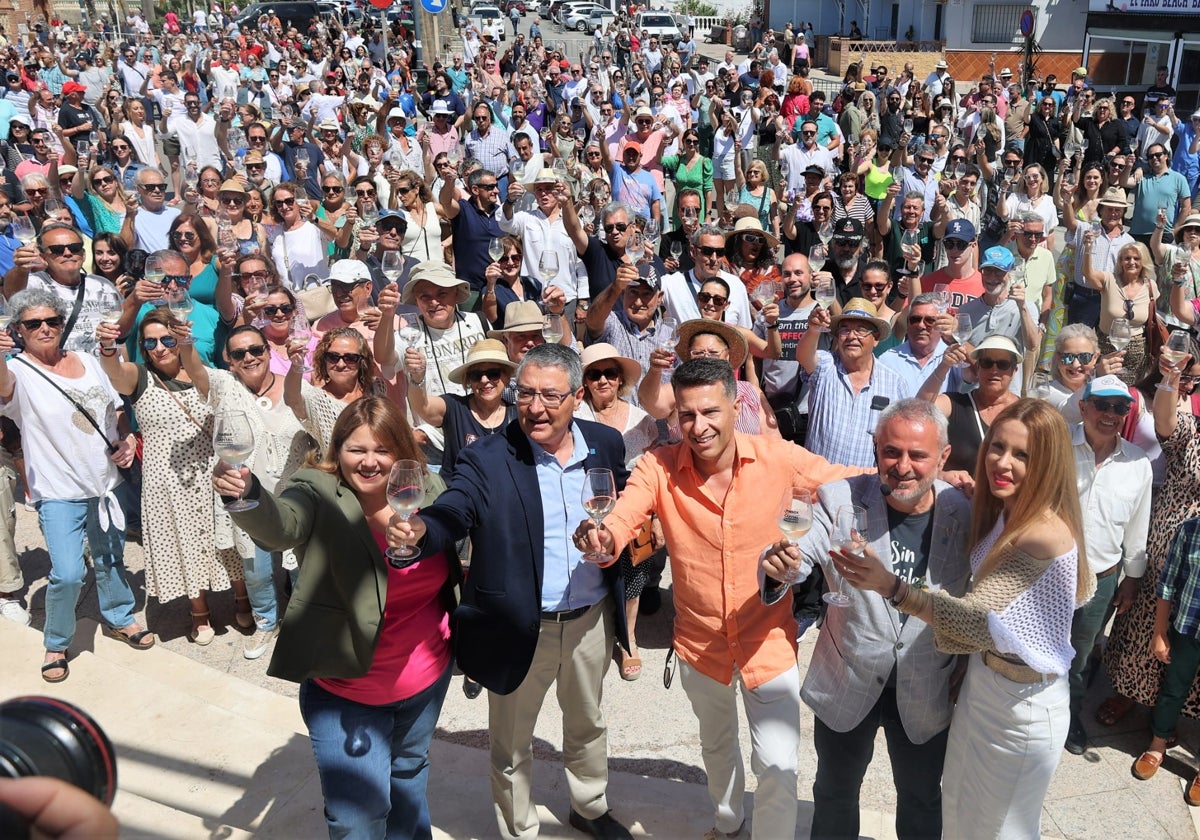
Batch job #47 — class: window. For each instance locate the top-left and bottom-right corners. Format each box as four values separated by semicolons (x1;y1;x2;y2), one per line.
971;5;1033;45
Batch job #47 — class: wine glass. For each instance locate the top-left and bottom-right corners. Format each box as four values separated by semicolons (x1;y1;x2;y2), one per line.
578;204;595;226
144;254;165;285
41;199;64;222
294;148;311;172
953;313;973;366
723;190;740;212
1108;318;1132;352
644;218;660;247
11;215;35;246
385;460;426;566
213;410;258;512
901;228;921;264
777;490;813;584
381;251;403;284
825;504;868;607
902;117;913;134
538;250;560;281
933;283;951;314
289;328;313;373
488;237;506;263
818;221;834;246
168;289;194;342
75;139;90;157
669;240;684;263
580;468;616;564
542;313;564;343
812;277;836;330
656;316;678;351
953;163;967;180
809;243;828;267
751;281;779;309
398;316;423;351
1162;331;1192;375
624;229;645;265
0;295;11;332
1031;370;1053;401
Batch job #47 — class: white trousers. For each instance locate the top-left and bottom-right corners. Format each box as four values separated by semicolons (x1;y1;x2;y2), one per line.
943;654;1068;839
679;661;801;839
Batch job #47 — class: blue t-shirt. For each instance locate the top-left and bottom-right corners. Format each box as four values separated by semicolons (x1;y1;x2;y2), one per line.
1132;170;1191;235
610;164;662;221
127;300;223;369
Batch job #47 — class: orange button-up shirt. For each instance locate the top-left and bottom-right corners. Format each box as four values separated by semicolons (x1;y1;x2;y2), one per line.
606;433;865;689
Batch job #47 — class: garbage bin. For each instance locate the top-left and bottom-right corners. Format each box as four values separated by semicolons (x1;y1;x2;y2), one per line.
733;24;750;52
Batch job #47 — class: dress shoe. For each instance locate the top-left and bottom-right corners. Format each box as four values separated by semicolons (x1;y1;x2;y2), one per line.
1186;772;1200;807
568;809;633;840
1132;751;1163;780
1065;713;1088;755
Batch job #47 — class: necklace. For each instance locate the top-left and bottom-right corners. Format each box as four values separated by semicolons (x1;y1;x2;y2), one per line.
254;372;277;410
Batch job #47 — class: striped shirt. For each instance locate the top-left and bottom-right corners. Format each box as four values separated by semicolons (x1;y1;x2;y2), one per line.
805;351;912;468
465;125;511;177
1159;517;1200;638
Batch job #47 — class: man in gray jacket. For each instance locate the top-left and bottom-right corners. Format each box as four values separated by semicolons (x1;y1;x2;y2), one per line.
762;398;971;839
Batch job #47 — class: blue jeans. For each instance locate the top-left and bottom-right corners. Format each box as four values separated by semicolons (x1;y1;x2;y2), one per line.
243;545;279;630
300;664;452;840
38;497;135;652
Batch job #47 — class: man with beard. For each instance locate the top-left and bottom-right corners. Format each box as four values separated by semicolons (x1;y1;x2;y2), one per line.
445;167;505;294
760;398;971;840
817;217;869;304
756;253;824;444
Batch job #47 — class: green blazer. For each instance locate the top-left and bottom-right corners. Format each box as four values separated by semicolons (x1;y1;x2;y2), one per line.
232;467;457;684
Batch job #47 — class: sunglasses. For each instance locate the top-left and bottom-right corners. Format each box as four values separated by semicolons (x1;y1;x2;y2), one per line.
861;283;889;292
156;274;192;287
141;335;179;351
1088;398;1131;416
1021;231;1045;239
19;316;64;331
944;240;970;252
324;351;363;366
25;188;48;196
604;222;629;233
140;183;166;192
1148;152;1167;159
93;175;116;186
323;185;344;194
396;186;415;195
697;245;724;257
172;231;198;243
1060;352;1095;365
977;357;1015;371
696;291;728;306
220;195;246;205
274;197;296;208
45;242;86;256
355;189;377;198
740;234;765;245
467;367;506;383
263;304;295;317
229;344;268;361
585;366;623;382
908;315;939;327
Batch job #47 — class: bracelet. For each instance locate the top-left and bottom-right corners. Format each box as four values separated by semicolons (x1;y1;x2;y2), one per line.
766;322;779;330
483;287;496;296
99;347;118;357
408;376;424;387
887;576;904;604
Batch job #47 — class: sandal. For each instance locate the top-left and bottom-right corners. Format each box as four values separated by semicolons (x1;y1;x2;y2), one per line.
104;623;155;650
190;610;215;646
618;648;642;682
234;595;255;630
41;655;69;683
1095;694;1135;727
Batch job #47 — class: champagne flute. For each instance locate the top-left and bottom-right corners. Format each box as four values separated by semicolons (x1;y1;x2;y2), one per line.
542;313;564;343
213;411;259;512
825;504;868;607
168;288;194;342
538;250;560;281
381;251;403;284
488;237;507;263
11;215;35;246
580;468;616;564
385;460;426;566
1108;318;1132;352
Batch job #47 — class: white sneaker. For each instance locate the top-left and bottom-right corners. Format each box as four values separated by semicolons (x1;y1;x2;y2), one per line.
0;596;30;626
242;620;278;660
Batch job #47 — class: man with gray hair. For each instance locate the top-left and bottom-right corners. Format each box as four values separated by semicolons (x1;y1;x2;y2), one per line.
568;200;652;299
761;397;971;840
402;343;636;840
659;224;753;327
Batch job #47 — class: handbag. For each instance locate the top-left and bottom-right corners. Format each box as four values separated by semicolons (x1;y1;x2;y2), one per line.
628;519;656;565
1146;291;1169;360
278;226;336;318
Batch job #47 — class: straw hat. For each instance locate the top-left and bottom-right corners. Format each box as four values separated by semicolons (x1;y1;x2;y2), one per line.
675;319;748;369
447;338;516;385
1097;187;1128;208
488;300;546;336
724;216;780;250
829;298;891;341
401;261;470;305
218;179;246;195
579;343;642;398
1177;212;1200;232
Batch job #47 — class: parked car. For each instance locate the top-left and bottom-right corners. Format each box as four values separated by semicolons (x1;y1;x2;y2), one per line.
562;3;608;31
634;10;684;44
468;3;506;40
554;0;601;25
538;1;552;16
503;0;527;15
234;2;328;31
587;9;615;32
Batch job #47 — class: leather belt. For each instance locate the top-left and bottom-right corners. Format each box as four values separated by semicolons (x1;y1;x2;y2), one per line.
540;605;591;623
1097;563;1122;580
982;650;1056;685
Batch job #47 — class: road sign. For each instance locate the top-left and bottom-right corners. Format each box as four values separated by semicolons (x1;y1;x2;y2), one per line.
1019;10;1035;38
420;0;447;13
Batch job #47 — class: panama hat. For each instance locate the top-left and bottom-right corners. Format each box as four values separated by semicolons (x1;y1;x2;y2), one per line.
447;338;516;385
829;297;891;342
675;319;748;369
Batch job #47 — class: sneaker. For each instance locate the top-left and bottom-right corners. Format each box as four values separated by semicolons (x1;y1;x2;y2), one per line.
242;620;278;660
0;596;30;626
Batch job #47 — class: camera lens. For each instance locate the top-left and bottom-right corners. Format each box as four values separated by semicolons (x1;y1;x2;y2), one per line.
0;696;118;805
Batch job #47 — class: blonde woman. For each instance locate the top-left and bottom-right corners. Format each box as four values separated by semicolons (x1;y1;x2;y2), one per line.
394;169;445;264
734;157;780;237
71;164;133;236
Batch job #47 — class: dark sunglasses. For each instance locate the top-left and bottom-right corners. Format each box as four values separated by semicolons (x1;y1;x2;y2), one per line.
220;195;245;205
497;254;521;264
324;351;363;366
944;240;970;252
1088;398;1131;416
263;304;296;317
696;291;728;306
604;222;629;233
697;245;725;257
908;315;938;326
25;188;48;196
157;274;192;287
861;283;889;292
172;231;198;243
93;175;116;186
140;182;166;191
585;366;623;382
467;367;506;383
977;357;1015;371
229;344;268;361
1060;352;1095;365
274;197;296;208
323;185;344;194
141;335;179;351
19;316;64;330
355;189;377;198
44;242;86;256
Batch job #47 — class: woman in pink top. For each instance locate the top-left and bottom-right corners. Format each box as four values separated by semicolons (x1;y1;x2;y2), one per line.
215;398;456;838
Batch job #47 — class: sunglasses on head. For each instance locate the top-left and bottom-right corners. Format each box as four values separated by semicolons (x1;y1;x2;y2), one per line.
1089;397;1131;416
141;335;179;351
19;316;64;331
467;367;506;383
229;344;268;361
324;351;363;366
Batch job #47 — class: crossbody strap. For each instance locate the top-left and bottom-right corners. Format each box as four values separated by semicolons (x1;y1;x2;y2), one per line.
58;276;88;351
14;355;117;453
149;371;206;432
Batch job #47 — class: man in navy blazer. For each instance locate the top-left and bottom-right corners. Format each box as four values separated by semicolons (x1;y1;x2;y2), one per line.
410;344;633;840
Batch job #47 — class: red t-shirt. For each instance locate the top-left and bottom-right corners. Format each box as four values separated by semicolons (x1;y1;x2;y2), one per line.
920;267;984;311
316;531;452;705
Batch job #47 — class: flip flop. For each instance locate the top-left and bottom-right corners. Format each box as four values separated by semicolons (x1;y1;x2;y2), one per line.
1095;694;1135;727
105;624;156;650
41;656;68;684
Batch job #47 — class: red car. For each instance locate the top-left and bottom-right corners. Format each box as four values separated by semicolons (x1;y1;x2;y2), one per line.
503;0;527;14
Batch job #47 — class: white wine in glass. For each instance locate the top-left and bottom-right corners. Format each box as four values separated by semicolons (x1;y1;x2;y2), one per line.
168;290;194;342
825;504;867;607
656;316;678;350
381;251;403;283
542;313;564;343
538;250;560;281
100;292;124;325
214;411;258;512
11;215;35;246
581;468;616;564
1108;318;1132;351
488;237;506;263
779;489;813;544
385;460;426;566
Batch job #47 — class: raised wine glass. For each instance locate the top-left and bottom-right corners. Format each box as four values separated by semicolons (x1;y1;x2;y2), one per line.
1108;318;1132;352
825;504;867;607
11;215;35;246
812;277;836;331
751;281;779;309
656;316;678;350
1159;331;1193;391
168;289;194;342
542;313;564;343
381;251;403;284
385;460;426;566
580;468;616;564
953;313;973;366
669;240;684;262
488;237;507;263
624;229;645;265
538;250;560;281
214;410;258;512
933;283;951;314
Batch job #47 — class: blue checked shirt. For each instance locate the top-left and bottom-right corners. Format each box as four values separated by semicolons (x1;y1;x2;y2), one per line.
464;124;511;178
1158;517;1200;639
804;350;912;468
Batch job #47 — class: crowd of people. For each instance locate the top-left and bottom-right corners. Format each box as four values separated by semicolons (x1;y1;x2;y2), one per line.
0;5;1199;840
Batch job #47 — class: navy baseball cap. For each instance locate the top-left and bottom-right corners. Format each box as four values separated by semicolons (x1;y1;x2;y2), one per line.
944;219;977;242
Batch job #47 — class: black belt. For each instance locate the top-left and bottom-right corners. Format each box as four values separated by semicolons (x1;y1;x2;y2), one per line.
1097;563;1121;580
540;605;591;623
1073;285;1102;298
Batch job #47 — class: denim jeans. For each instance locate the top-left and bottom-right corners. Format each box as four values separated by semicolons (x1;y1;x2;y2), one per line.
243;546;279;631
300;664;452;840
38;497;135;652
